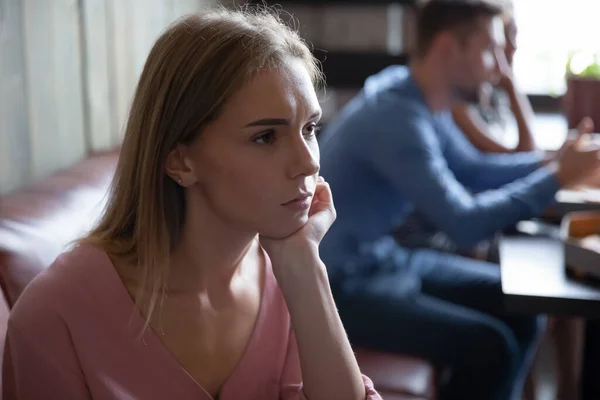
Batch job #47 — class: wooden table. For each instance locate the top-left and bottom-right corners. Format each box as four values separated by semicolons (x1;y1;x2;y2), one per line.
500;221;600;317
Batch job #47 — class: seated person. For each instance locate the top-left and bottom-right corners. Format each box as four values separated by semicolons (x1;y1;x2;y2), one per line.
452;5;537;154
318;1;600;400
3;9;380;400
394;4;537;257
452;6;587;399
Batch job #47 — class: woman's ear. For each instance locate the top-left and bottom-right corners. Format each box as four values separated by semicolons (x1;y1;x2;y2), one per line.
165;144;198;187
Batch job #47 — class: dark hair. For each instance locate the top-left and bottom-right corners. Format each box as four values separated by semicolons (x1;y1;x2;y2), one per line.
414;0;503;57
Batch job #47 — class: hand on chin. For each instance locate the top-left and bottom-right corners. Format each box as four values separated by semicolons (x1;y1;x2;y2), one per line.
259;177;335;267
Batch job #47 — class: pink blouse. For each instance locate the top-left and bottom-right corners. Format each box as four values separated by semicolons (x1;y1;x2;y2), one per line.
3;244;381;399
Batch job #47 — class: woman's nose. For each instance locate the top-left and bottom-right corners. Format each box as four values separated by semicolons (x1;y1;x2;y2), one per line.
287;136;319;179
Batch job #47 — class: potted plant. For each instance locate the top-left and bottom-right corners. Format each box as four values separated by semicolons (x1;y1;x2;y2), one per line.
564;51;600;129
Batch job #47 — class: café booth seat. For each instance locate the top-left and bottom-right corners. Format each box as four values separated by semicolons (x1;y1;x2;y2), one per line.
0;149;437;399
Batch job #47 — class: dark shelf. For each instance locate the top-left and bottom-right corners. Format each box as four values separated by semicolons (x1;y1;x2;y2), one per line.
248;0;415;87
252;0;416;5
529;94;562;112
313;50;410;88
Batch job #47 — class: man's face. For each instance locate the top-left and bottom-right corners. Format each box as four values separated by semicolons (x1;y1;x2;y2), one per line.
449;16;504;103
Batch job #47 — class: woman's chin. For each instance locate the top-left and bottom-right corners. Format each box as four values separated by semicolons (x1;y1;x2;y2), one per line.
259;215;309;239
289;213;309;230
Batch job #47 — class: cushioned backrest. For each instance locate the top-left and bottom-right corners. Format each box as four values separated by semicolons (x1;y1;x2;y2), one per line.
0;150;118;307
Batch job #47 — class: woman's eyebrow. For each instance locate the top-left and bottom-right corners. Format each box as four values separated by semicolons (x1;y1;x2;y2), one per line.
245;118;290;127
244;111;321;127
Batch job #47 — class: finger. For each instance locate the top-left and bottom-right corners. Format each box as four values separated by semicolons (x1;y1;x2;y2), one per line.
577;117;594;134
574;130;592;147
308;183;325;210
565;117;593;141
565;132;578;142
314;180;332;204
308;182;333;216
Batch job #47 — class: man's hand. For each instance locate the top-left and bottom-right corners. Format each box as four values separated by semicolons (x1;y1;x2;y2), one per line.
557;117;595;155
553;118;600;188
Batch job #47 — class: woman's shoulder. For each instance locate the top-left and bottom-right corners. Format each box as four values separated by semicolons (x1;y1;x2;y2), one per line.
9;244;117;330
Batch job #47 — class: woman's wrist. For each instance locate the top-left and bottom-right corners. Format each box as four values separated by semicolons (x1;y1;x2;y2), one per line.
268;240;320;270
501;76;517;96
271;252;329;293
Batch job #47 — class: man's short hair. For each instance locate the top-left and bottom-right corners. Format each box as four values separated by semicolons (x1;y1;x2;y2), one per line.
414;0;503;57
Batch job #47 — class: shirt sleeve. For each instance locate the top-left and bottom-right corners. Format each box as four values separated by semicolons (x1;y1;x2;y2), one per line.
2;288;91;399
441;112;547;191
361;103;559;249
280;330;382;400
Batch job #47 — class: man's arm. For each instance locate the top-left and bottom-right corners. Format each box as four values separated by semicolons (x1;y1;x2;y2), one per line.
441;112;548;191
362;106;559;248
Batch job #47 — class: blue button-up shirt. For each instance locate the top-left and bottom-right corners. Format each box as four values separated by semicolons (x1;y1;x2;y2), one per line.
319;66;559;273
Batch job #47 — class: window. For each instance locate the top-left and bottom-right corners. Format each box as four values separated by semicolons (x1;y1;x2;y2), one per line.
513;0;600;96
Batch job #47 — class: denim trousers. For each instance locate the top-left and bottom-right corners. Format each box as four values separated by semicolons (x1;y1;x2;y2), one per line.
329;243;544;400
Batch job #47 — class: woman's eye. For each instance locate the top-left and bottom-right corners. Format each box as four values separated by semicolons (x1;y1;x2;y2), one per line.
305;123;321;137
253;131;276;144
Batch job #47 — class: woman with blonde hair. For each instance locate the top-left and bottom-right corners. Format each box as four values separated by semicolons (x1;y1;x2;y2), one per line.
2;8;380;400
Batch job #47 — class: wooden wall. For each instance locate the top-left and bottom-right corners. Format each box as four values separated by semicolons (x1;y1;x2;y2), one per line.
0;0;213;195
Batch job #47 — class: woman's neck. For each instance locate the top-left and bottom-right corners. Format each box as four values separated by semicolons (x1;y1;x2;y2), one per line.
167;196;260;293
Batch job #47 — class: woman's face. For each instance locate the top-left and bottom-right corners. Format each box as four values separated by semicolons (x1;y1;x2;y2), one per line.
181;57;322;238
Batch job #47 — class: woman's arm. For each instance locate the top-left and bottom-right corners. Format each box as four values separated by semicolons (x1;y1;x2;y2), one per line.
503;79;536;152
452;104;515;153
276;256;377;400
261;179;379;400
279;314;381;400
495;47;536;152
452;49;537;154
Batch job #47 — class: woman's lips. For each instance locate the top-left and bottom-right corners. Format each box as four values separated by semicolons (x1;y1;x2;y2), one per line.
282;193;312;210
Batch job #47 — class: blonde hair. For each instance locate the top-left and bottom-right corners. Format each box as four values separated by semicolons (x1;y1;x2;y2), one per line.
82;7;322;328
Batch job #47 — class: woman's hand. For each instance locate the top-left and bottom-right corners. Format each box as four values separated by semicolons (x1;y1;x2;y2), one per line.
260;178;370;400
259;176;336;270
493;47;515;92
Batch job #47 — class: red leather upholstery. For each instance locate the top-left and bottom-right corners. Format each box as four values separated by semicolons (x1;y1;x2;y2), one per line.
0;150;118;396
0;150;437;399
356;349;437;399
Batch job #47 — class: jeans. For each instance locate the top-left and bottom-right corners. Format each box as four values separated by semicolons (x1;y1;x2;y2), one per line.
329;241;544;400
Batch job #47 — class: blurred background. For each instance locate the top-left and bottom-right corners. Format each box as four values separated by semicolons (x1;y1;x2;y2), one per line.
2;1;600;399
2;0;600;196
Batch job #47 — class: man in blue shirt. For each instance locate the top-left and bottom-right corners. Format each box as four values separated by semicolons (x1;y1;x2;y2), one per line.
319;1;600;399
